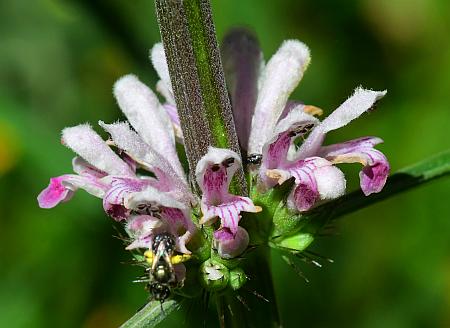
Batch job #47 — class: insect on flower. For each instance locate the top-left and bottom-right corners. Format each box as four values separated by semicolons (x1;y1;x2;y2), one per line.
143;232;191;302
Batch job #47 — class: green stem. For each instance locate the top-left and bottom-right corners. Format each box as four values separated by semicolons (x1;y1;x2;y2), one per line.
155;0;246;194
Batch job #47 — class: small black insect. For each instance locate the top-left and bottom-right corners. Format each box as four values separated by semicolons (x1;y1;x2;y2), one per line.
246;153;262;165
146;233;177;302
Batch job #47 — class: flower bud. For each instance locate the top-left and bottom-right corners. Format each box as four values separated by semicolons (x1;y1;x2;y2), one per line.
229;267;247;291
214;226;249;259
199;259;229;292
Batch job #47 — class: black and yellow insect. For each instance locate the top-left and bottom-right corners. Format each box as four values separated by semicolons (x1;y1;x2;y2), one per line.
144;232;191;302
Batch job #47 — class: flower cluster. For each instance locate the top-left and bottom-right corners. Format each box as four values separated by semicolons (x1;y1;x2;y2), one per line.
38;33;389;273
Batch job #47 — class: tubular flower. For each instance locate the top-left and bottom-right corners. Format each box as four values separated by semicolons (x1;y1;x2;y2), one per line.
38;30;390;306
195;147;261;258
37;43;261;259
222;30;390;212
37;71;198;254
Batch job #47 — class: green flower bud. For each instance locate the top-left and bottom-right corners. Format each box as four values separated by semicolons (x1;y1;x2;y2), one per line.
199;259;229;292
229;267;247;291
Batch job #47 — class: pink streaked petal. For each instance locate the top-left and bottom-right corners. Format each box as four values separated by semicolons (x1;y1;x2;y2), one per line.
38;176;73;208
99;121;192;204
268;157;346;212
200;196;261;235
126;234;153;250
62;124;132;176
288;180;319;212
320;137;389;196
262;108;318;169
38;174;106;209
360;159;389;195
214;226;249;259
102;177;153;221
196;147;241;205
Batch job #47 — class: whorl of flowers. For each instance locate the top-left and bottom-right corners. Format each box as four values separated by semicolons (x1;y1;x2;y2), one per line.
38;30;389;284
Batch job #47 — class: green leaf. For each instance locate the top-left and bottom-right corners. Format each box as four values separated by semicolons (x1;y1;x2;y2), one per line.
119;299;181;328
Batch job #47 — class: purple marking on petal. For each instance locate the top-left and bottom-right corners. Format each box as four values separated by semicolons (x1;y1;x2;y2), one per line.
292;182;319;211
37;176;72;208
103;177;151;221
214;227;234;241
360;159;389;196
320;137;389;195
265;132;291;168
319;136;383;156
215;226;249;259
202;166;228;205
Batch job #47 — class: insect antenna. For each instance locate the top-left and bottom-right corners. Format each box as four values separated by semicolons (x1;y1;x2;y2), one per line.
282;255;309;283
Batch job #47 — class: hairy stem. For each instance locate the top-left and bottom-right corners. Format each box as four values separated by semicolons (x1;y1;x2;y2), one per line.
155;0;246;194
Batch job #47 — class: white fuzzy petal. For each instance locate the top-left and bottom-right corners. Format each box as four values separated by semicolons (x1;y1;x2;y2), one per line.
151;43;173;96
248;40;311;155
113;75;183;175
124;185;186;211
296;88;387;160
99;121;157;168
320;87;387;133
62;124;131;176
314;165;346;200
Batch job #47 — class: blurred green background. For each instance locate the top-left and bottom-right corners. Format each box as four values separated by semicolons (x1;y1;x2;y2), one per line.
1;0;449;327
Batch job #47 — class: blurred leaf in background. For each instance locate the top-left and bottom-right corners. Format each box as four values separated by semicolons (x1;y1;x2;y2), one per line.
0;0;449;327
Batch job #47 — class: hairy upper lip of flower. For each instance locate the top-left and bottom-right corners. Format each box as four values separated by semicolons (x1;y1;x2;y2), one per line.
38;32;390;260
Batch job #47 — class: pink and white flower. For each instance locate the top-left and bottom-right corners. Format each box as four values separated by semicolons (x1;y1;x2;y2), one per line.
195;147;261;258
38;71;196;253
222;30;390;212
